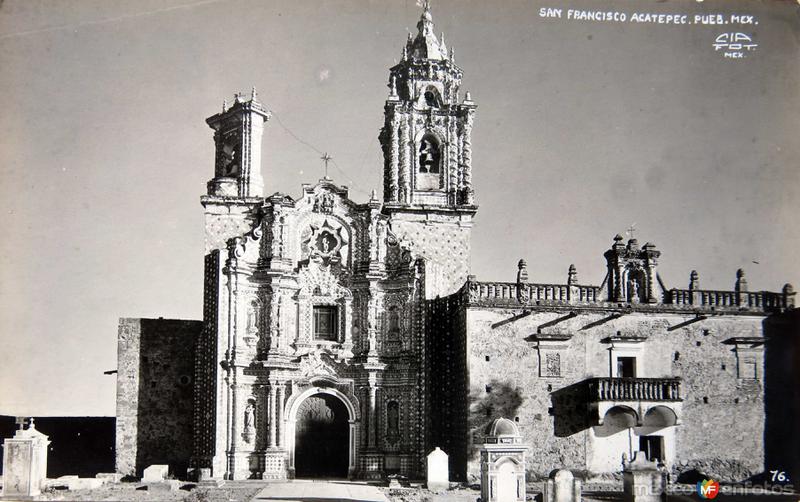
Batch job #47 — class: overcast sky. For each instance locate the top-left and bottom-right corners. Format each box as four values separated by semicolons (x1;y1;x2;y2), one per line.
1;0;798;416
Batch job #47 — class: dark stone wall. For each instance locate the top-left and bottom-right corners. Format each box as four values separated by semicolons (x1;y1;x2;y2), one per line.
191;251;220;470
763;309;800;484
116;317;202;478
0;416;115;477
425;294;468;481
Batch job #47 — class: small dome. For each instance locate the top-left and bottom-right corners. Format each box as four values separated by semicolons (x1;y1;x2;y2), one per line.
484;417;519;437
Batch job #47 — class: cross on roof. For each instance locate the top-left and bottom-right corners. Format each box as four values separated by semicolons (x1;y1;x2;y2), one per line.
320;152;332;180
626;223;637;241
15;416;29;430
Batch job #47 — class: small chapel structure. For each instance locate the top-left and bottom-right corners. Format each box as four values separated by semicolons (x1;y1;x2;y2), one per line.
116;3;798;483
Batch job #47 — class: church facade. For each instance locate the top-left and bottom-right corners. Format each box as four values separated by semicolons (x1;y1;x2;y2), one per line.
116;4;798;483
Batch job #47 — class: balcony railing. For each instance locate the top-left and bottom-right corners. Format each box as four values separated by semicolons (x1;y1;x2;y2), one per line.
463;278;793;313
587;377;682;402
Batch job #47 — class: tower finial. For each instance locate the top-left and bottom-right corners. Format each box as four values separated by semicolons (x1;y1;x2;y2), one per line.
251;86;258;101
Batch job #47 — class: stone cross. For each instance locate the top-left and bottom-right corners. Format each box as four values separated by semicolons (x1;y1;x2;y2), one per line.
15;416;29;430
626;223;637;240
321;152;333;180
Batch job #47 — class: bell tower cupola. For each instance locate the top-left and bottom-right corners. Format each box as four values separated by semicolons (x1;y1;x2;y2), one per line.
379;1;477;208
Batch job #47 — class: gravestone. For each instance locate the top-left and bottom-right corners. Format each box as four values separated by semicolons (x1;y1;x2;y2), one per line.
426;447;449;491
544;469;582;502
142;464;169;482
622;451;666;502
479;418;528;502
1;418;50;500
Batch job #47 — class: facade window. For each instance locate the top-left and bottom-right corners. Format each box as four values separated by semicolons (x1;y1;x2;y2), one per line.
742;359;757;380
387;307;400;340
617;357;636;378
639;435;664;462
313;306;337;341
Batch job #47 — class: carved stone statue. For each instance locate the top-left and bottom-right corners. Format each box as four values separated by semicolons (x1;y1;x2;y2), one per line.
629;277;640;304
244;402;255;429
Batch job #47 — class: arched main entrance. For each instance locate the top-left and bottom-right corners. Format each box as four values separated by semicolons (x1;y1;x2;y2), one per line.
294;392;349;478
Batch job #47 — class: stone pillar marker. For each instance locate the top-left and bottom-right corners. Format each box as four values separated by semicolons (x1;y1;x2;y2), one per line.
622;451;666;502
426;447;449;491
142;464;169;482
545;469;581;502
2;418;50;500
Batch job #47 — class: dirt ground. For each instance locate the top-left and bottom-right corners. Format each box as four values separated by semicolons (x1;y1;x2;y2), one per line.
37;482;266;502
22;480;800;502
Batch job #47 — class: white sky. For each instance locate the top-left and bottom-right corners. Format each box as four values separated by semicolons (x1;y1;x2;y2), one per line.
1;0;798;416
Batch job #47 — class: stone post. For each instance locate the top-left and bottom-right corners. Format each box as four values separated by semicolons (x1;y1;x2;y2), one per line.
735;269;748;308
622;451;666;502
689;270;701;306
426;447;449;491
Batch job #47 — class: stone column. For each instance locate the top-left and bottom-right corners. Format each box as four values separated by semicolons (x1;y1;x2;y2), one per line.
260;385;269;450
390;115;400;201
399;117;411;203
462;111;474;204
448;118;458;204
368;385;378;448
268;384;277;448
276;384;285;448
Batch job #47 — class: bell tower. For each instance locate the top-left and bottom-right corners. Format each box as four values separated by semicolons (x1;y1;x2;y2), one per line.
201;88;271;253
206;88;271;198
379;1;477;208
379;2;477;297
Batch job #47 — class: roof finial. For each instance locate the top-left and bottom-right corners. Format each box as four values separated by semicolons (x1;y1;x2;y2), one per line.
251;86;258;101
222;99;228;112
449;46;455;61
389;75;398;99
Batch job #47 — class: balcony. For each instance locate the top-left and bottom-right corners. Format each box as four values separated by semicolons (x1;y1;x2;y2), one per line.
586;377;683;427
588;377;682;402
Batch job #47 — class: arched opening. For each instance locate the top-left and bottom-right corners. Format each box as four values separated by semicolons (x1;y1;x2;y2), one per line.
642;405;678;429
418;134;441;174
495;457;520;502
594;405;639;438
294;392;349;478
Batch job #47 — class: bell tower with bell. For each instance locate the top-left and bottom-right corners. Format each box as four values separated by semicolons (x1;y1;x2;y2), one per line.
379;1;478;297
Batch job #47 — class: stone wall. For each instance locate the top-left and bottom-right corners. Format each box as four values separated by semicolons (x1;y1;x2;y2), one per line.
116;317;203;478
464;306;769;481
387;212;472;298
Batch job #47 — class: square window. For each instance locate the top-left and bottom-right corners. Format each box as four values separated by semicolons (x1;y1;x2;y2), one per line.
639;435;664;462
617;357;636;378
313;306;337;341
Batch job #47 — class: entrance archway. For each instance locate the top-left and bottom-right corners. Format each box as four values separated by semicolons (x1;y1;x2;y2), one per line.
294;392;349;478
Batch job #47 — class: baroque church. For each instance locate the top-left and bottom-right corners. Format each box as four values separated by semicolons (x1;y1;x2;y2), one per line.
115;3;799;484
